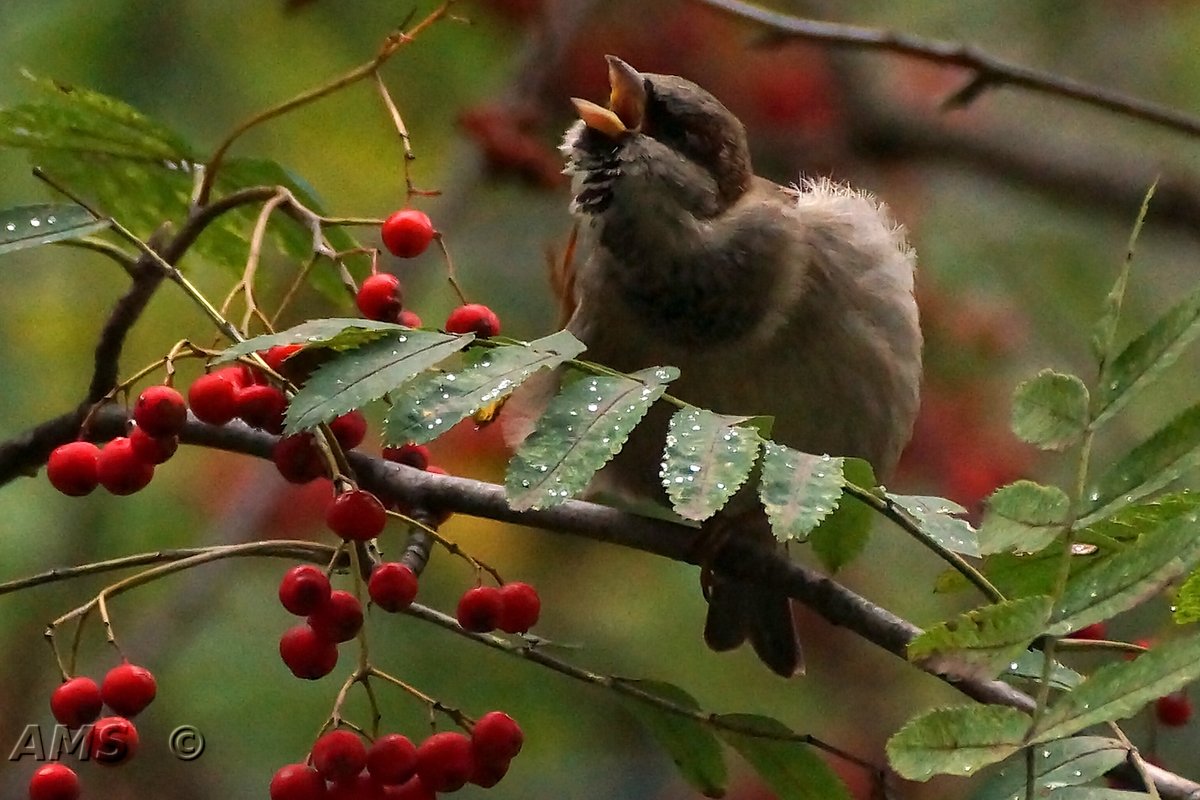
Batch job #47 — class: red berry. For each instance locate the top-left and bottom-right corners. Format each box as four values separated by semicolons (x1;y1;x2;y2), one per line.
308;591;364;643
381;443;430;471
497;582;540;634
270;763;329;800
381;209;435;259
397;310;423;328
414;731;475;793
88;715;139;765
326;489;387;542
445;304;500;338
273;434;326;484
279;624;339;680
101;663;157;717
356;274;404;322
238;384;288;433
456;586;503;633
28;763;79;800
367;733;418;785
385;776;435;800
96;437;154;495
46;442;100;496
330;411;368;450
469;758;510;788
188;370;241;425
1156;692;1192;727
368;563;419;613
49;676;102;728
134;385;187;437
1068;622;1107;641
312;729;368;783
129;425;178;465
280;565;332;616
262;344;304;374
471;711;524;764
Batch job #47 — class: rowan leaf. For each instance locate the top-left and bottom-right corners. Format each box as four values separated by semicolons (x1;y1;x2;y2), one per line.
662;407;762;521
886;705;1030;780
888;494;980;557
757;444;844;542
217;318;405;362
970;737;1127;800
907;596;1053;681
1011;370;1089;450
808;458;875;571
979;481;1071;555
0;204;110;255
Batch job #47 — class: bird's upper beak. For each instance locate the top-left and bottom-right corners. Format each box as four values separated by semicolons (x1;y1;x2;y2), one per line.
570;55;646;139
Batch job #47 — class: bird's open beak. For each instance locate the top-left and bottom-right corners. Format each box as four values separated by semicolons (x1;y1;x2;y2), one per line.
570;55;646;139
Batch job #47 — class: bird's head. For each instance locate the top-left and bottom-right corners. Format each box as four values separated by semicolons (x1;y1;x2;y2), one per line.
562;56;753;220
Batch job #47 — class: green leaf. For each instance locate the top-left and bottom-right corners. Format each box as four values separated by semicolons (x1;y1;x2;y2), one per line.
1011;370;1089;451
1032;631;1200;742
1082;403;1200;524
907;596;1053;681
1083;491;1200;542
808;459;875;572
1090;180;1155;367
217;318;405;362
505;366;677;511
970;736;1127;800
386;331;586;445
284;330;470;432
1048;511;1200;636
757;445;844;541
888;494;980;557
1002;650;1083;691
715;714;851;800
979;481;1071;555
886;705;1030;780
0;204;110;255
615;680;727;798
1170;567;1200;624
662;407;763;521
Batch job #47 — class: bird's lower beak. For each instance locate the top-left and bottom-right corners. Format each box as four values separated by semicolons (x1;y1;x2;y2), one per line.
570;55;646;139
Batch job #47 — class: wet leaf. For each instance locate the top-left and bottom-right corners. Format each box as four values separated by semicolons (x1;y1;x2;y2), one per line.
808;458;875;572
978;481;1071;555
970;737;1127;800
715;714;851;800
908;596;1053;682
217;318;404;362
0;204;110;255
1001;650;1082;691
616;680;727;798
757;444;844;542
888;494;980;557
1170;567;1200;624
886;705;1030;780
1010;370;1089;451
662;407;762;521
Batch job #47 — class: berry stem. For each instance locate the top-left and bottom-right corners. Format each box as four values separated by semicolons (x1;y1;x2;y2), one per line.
386;509;503;584
367;666;472;730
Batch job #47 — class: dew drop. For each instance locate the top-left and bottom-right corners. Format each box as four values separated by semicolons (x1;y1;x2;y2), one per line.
29;218;40;227
4;223;15;231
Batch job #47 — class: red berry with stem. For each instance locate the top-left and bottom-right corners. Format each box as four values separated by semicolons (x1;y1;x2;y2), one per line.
497;582;541;634
273;434;326;484
279;624;338;679
134;384;187;437
28;764;80;800
326;489;387;541
312;729;368;783
308;590;364;643
270;763;328;800
381;443;430;470
188;370;241;425
97;437;154;495
279;565;332;616
471;711;524;764
101;663;157;717
415;731;475;793
1156;692;1192;727
356;273;404;322
129;426;178;464
46;441;100;496
237;384;288;433
367;733;418;785
381;209;435;259
49;676;102;728
369;563;419;612
445;303;501;338
330;410;368;450
89;715;139;765
456;586;503;633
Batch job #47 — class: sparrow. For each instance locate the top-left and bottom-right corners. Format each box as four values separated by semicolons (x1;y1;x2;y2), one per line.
518;56;922;677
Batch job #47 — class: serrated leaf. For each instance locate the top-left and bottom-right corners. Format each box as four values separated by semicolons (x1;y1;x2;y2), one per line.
662;407;762;521
1002;650;1083;691
386;331;587;445
1082;403;1200;524
1170;567;1200;624
908;596;1053;681
715;714;851;800
757;444;843;541
218;318;405;362
1048;510;1200;636
1011;370;1090;451
979;481;1071;555
886;705;1030;780
615;680;727;798
808;458;875;572
284;330;469;432
1032;631;1200;742
1085;491;1200;542
505;366;677;511
888;494;981;557
0;204;110;255
971;736;1127;800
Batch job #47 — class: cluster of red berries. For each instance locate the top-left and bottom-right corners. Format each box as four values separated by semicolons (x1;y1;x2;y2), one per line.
30;663;157;798
270;711;524;800
456;582;540;635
